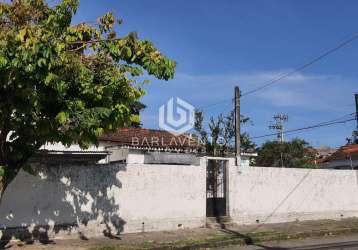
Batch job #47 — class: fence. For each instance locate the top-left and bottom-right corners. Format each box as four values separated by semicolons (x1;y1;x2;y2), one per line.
1;157;358;239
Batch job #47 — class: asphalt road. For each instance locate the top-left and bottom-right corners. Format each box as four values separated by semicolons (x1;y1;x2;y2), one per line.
219;234;358;250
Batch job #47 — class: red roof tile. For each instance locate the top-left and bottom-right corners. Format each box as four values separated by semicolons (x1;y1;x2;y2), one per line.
325;144;358;162
99;128;200;151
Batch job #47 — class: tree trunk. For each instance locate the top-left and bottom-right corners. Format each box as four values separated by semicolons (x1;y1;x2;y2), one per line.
0;177;5;204
0;137;5;203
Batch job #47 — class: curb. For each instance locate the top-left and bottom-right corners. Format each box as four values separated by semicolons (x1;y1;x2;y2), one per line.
134;226;358;250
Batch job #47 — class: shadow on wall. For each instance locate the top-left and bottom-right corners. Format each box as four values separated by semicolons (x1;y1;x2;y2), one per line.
0;162;126;248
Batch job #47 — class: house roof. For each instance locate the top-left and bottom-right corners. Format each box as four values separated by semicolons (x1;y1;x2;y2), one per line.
315;146;337;157
322;144;358;163
99;128;200;151
32;150;109;164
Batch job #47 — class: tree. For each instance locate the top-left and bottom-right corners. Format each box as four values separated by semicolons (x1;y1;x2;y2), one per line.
0;0;176;199
130;101;146;128
256;138;317;168
241;132;257;153
194;110;256;156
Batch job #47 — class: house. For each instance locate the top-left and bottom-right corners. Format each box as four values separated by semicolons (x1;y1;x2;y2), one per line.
319;144;358;169
40;128;258;166
315;146;337;159
98;128;201;165
41;128;201;165
40;141;110;164
240;152;258;167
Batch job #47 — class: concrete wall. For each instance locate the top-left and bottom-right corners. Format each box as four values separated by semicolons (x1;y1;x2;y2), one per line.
3;157;358;240
229;166;358;225
0;160;206;238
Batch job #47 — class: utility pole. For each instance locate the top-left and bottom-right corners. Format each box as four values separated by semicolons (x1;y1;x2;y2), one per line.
354;93;358;143
234;86;241;166
269;114;288;143
269;114;288;168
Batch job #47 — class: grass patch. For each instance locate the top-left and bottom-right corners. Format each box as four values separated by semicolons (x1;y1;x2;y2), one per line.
90;232;251;250
91;226;358;250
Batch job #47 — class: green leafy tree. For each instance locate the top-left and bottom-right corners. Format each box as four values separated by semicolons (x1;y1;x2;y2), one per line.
130;101;146;128
256;138;317;168
0;0;176;199
241;132;257;153
194;110;256;156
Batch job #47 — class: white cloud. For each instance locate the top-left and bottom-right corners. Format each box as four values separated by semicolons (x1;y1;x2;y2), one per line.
161;70;356;112
141;70;356;147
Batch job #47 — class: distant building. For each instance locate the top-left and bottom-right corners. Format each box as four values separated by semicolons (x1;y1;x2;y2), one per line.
319;144;358;169
240;152;258;167
315;146;337;159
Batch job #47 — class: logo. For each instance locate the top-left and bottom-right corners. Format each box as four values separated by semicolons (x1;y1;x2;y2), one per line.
159;97;195;135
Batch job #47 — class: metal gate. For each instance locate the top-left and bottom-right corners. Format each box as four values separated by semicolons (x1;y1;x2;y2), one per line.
206;159;227;217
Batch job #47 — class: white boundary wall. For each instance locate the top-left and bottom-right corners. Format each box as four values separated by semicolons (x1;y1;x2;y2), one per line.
0;160;206;238
229;166;358;224
2;157;358;239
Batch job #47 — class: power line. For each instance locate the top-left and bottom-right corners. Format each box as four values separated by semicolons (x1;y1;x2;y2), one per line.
201;102;233;125
250;113;356;140
313;112;356;126
260;113;356;138
251;117;355;140
241;32;358;97
199;30;358;110
198;99;233;110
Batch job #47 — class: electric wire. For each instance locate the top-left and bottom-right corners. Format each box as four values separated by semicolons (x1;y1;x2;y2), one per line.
241;32;358;97
199;32;358;111
250;115;355;140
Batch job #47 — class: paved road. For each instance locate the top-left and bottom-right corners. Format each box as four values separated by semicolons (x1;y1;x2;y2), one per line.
220;234;358;250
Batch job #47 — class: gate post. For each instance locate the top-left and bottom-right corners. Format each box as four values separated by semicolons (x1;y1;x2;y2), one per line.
227;157;238;219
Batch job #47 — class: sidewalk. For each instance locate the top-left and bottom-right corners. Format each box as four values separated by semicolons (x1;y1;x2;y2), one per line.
4;218;358;250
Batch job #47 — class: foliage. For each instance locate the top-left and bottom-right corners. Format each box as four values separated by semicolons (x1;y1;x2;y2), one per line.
256;138;317;168
241;132;257;153
0;165;4;177
130;101;146;128
194;110;256;156
0;0;176;193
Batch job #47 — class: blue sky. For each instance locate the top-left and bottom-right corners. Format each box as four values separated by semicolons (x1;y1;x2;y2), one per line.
71;0;358;148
